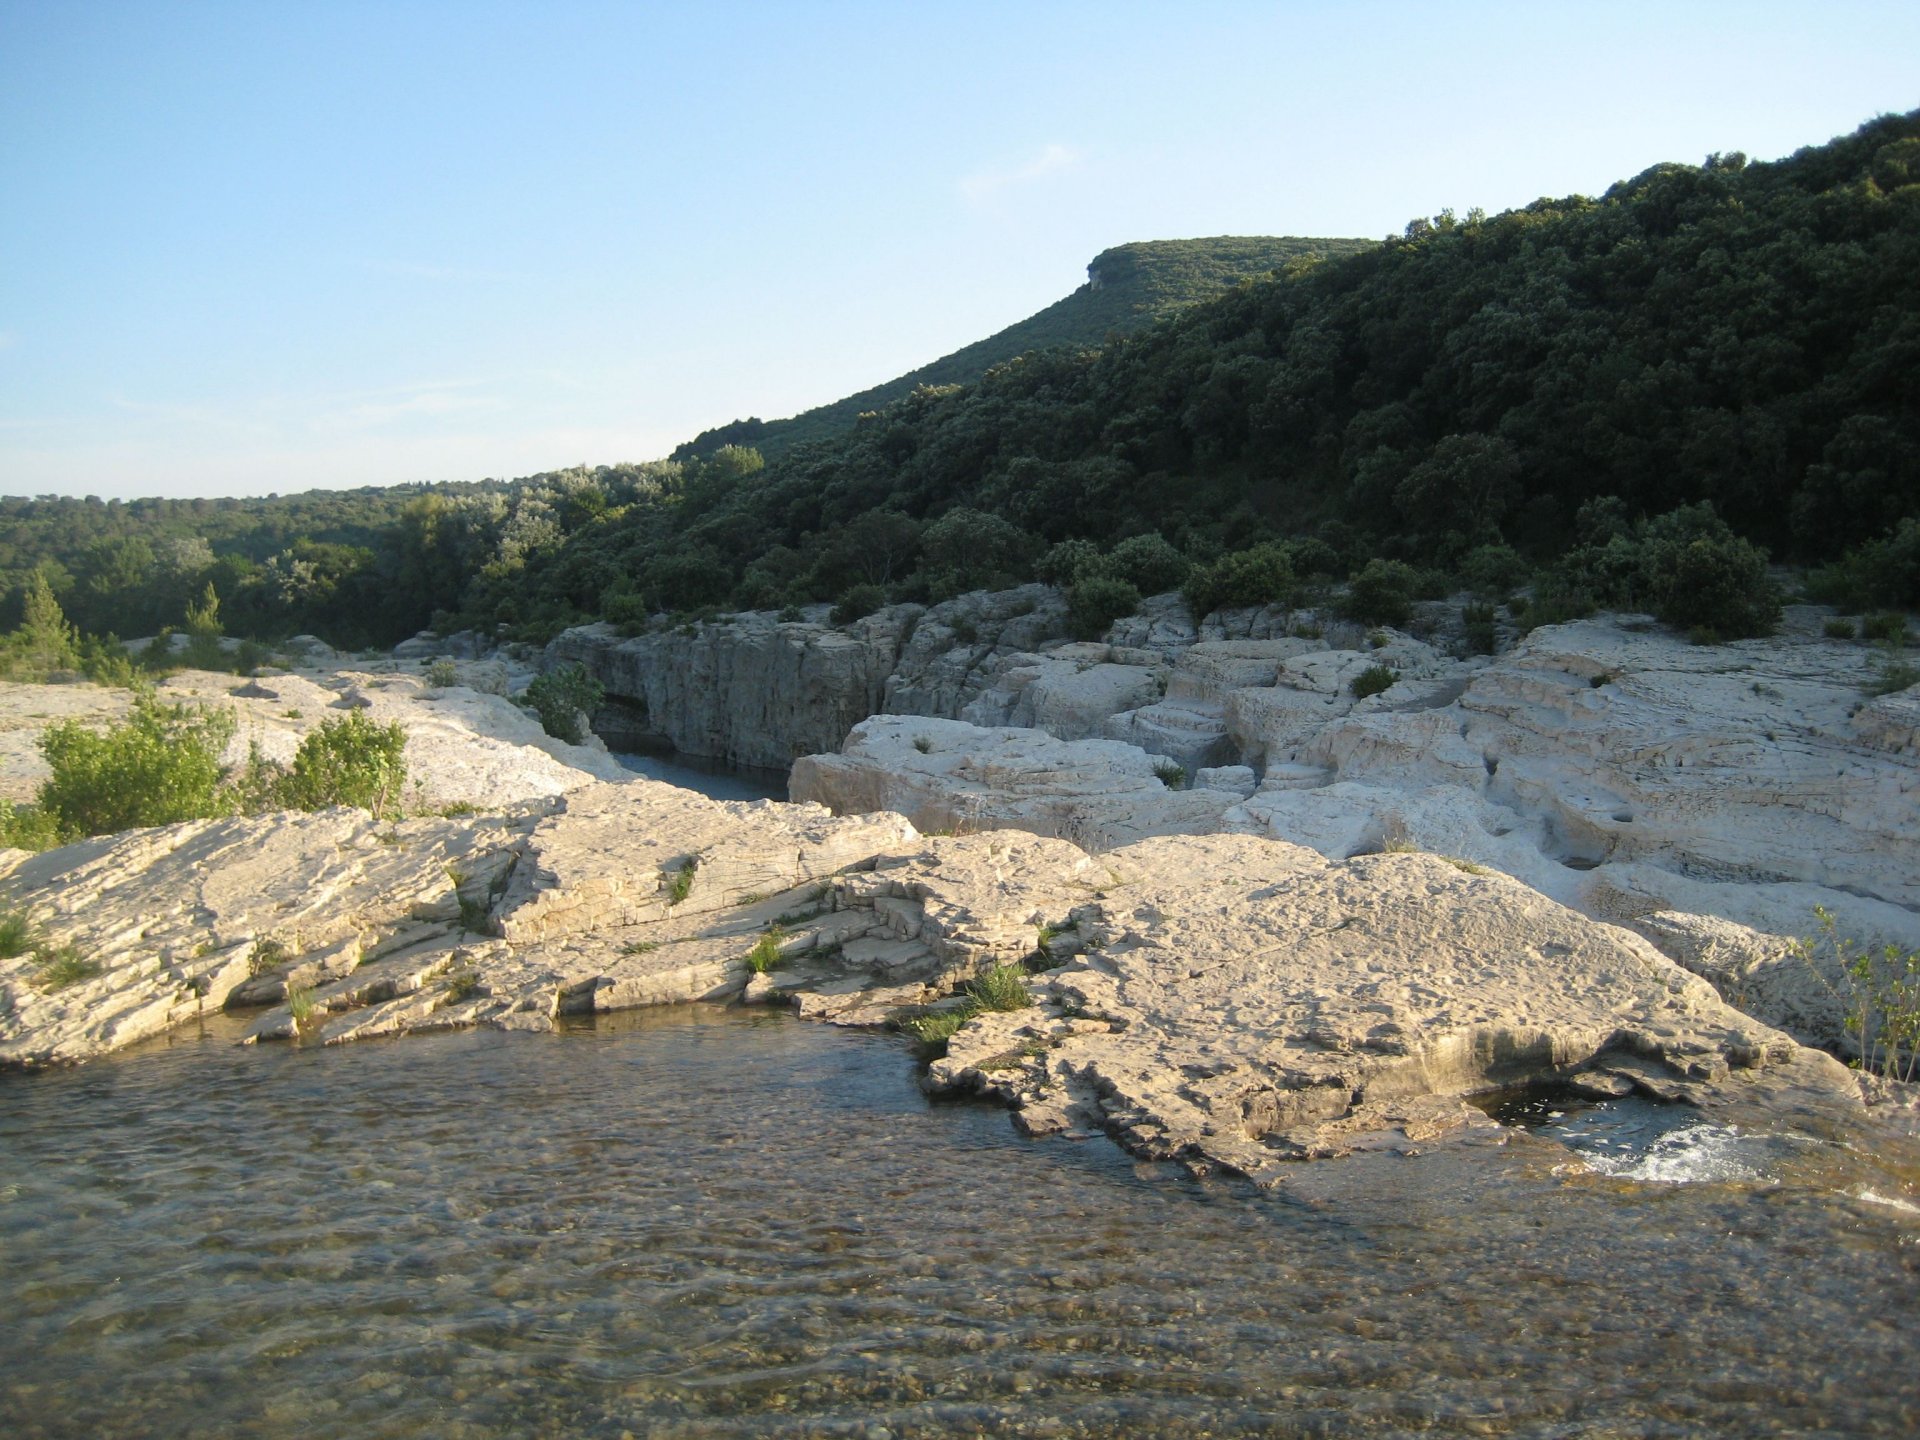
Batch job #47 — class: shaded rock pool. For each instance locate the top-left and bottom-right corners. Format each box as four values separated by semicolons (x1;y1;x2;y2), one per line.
2;1008;1916;1438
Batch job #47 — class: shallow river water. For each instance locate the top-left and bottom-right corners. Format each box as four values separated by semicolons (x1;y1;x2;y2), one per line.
2;1008;1917;1440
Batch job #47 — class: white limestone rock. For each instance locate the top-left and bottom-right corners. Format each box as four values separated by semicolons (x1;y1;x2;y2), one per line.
928;833;1857;1183
789;714;1229;850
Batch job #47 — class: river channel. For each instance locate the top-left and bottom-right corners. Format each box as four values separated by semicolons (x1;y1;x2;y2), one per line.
2;1005;1917;1439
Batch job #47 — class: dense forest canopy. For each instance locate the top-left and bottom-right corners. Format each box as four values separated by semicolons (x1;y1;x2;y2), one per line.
5;110;1918;650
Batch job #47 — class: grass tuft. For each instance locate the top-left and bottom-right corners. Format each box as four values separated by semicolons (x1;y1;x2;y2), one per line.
35;943;99;991
743;928;788;974
967;962;1033;1012
665;859;698;906
287;982;318;1025
0;908;35;958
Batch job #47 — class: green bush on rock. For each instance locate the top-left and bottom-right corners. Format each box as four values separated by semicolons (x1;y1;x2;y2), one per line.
524;663;605;745
36;694;235;841
275;711;409;819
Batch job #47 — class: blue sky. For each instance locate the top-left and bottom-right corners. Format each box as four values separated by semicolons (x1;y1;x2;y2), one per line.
2;1;1916;500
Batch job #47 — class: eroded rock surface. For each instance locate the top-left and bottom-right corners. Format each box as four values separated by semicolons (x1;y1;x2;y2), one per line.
927;834;1861;1183
791;607;1920;1061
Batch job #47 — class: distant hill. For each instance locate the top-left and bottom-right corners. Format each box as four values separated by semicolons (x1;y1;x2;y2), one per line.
672;235;1375;462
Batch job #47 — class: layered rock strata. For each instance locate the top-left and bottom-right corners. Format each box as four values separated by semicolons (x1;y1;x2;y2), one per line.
1;785;1882;1186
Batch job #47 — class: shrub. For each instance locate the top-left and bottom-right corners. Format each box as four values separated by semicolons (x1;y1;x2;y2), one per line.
1106;534;1190;595
830;583;887;626
426;658;459;688
1282;536;1343;582
1824;617;1858;640
1804;519;1920;613
524;663;604;745
1867;655;1920;696
0;804;62;852
1341;559;1420;627
1183;542;1295;618
1152;761;1185;789
665;858;697;906
1462;602;1498;655
36;694;235;841
1861;611;1911;644
1067;575;1142;640
1036;538;1105;588
1641;508;1778;638
1796;908;1919;1083
1460;544;1530;598
1350;664;1398;700
277;711;408;818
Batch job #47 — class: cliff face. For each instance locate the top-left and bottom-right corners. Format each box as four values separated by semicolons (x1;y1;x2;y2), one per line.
546;614;916;770
546;587;1072;768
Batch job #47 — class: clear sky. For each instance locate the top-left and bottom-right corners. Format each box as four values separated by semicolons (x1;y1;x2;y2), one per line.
2;1;1916;501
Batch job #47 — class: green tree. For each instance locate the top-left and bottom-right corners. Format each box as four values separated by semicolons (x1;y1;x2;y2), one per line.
5;571;82;679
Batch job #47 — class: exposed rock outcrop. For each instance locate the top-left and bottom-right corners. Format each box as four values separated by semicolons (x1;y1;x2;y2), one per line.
790;607;1920;1062
546;612;918;769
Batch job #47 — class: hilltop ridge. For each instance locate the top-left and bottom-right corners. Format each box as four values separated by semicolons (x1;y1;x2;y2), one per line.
672;235;1375;462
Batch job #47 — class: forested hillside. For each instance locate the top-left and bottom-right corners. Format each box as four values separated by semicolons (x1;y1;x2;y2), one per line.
6;110;1918;651
672;236;1374;462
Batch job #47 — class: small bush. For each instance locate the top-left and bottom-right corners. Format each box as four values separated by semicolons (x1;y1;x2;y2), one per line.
1460;543;1530;598
1183;543;1295;619
249;937;292;976
1067;575;1142;640
36;694;235;841
1106;533;1190;595
912;735;933;754
1036;538;1104;588
1824;617;1859;640
1861;611;1911;644
0;804;61;852
1796;907;1918;1083
1868;656;1920;696
278;711;408;818
1350;664;1398;700
426;658;459;688
287;983;318;1026
1341;559;1420;627
444;970;481;1002
665;858;698;906
830;583;887;627
1803;519;1920;613
524;663;604;745
1462;602;1498;655
1152;761;1186;789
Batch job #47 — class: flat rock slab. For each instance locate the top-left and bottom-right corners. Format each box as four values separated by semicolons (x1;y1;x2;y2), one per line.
0;807;537;1065
930;833;1858;1185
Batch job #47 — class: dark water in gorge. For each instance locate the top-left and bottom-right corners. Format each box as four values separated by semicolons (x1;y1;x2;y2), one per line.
613;749;789;803
2;1008;1917;1439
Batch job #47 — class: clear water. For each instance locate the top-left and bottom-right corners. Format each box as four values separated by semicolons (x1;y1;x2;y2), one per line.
613;750;789;803
3;1009;1917;1439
